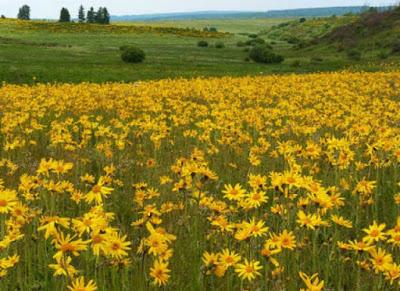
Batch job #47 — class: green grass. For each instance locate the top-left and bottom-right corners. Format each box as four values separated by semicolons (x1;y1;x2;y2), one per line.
0;17;399;84
119;17;293;34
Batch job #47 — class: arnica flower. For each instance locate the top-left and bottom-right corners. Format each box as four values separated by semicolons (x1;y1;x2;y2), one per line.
67;276;97;291
363;221;387;244
234;259;263;281
299;272;324;291
150;259;170;286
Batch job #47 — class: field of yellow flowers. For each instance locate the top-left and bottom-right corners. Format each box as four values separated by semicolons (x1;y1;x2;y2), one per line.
1;18;227;38
0;72;400;290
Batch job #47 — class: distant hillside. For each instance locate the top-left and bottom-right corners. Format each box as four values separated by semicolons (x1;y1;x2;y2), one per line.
111;6;389;22
312;6;400;52
261;15;358;43
320;7;400;46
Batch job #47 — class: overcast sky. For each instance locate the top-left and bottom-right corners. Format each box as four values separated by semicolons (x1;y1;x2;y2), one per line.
0;0;395;19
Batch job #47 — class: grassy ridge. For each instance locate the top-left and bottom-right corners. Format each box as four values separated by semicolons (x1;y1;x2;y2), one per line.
0;15;399;84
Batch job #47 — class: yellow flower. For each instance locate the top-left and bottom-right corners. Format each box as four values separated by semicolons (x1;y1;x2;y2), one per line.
296;210;327;230
38;216;70;239
48;256;77;278
202;251;218;267
52;233;90;260
363;221;387;244
331;215;353;228
234;259;262;281
299;272;324;291
0;189;18;213
369;248;393;273
85;177;113;204
222;184;246;201
218;249;241;268
104;232;131;259
150;259;170;286
277;229;296;250
234;218;268;241
67;276;97;291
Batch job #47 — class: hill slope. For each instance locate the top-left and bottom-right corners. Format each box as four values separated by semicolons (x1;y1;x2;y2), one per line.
319;7;400;51
111;6;386;22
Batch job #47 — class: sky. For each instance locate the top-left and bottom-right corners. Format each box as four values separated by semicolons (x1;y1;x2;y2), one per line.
0;0;395;19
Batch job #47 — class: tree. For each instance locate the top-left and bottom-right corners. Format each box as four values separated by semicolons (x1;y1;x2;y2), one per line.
94;7;110;24
95;7;103;24
102;7;110;24
59;8;71;22
17;5;30;20
86;7;95;23
1;15;5;19
78;5;85;23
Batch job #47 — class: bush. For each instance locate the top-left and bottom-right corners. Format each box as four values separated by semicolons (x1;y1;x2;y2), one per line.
249;46;284;64
286;37;300;44
236;41;246;47
245;37;266;46
378;51;389;59
310;57;323;63
121;47;145;63
248;34;258;39
347;50;362;61
215;41;225;49
299;17;306;23
291;60;301;67
197;40;209;47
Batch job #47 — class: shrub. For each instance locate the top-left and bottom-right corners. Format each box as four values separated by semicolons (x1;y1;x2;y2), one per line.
245;37;266;46
121;47;145;63
236;41;246;47
378;51;389;59
299;17;306;23
287;37;300;44
291;60;301;67
209;27;218;32
215;41;225;49
347;50;362;61
310;56;323;63
248;34;258;39
249;46;284;64
197;40;209;47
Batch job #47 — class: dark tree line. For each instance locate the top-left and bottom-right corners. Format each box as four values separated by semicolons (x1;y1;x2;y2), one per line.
15;4;110;24
79;6;110;24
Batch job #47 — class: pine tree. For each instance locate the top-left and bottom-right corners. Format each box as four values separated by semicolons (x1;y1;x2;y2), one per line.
17;5;30;20
78;5;85;23
59;8;71;22
95;7;103;24
102;7;110;24
86;7;95;23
